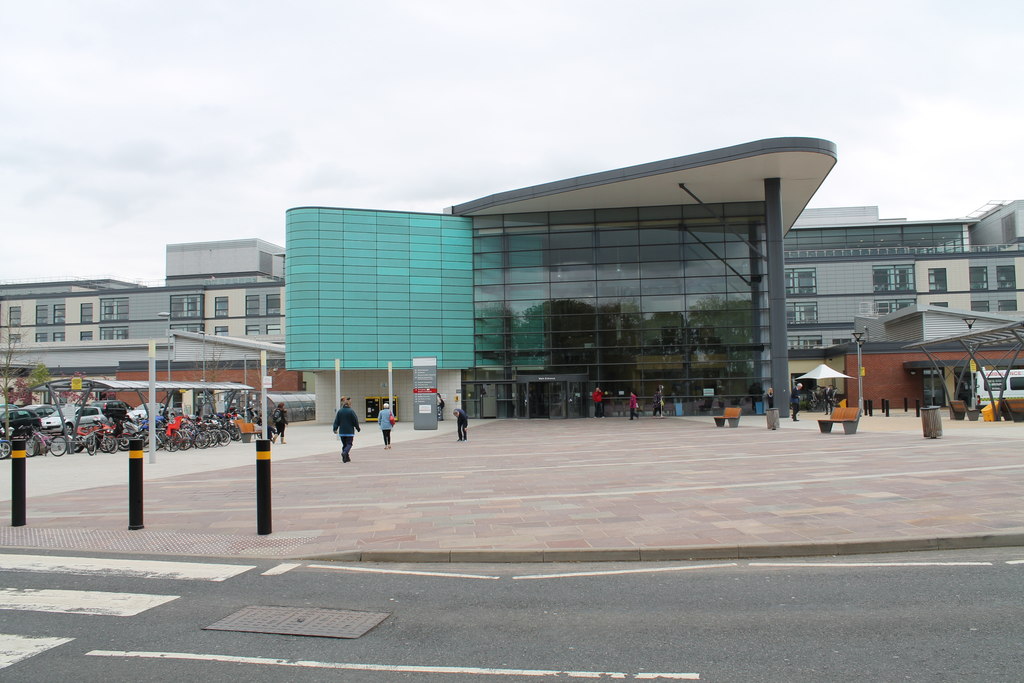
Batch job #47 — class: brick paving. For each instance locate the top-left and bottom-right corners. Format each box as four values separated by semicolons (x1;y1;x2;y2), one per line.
2;413;1023;560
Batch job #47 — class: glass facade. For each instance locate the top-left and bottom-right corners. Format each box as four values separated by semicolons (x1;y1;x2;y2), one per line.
464;203;773;416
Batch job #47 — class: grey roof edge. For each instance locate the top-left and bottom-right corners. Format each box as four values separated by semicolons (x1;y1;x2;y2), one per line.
449;137;838;216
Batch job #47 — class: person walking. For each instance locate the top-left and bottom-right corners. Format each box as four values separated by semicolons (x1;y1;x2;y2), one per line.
629;391;639;420
332;398;361;462
453;407;469;442
378;401;395;449
652;385;665;418
791;383;802;421
592;387;605;418
765;386;775;409
271;402;288;444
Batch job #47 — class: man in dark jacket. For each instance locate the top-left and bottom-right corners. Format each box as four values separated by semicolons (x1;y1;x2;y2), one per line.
332;398;361;462
453;407;469;442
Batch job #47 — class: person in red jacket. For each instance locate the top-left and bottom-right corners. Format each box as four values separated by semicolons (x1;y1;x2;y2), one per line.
592;387;605;418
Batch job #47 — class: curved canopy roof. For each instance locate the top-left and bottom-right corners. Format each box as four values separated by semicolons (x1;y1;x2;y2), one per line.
449;137;837;230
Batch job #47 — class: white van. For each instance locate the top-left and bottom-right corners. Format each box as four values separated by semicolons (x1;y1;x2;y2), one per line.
975;369;1024;405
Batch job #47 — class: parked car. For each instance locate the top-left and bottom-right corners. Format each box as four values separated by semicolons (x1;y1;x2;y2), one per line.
0;407;43;438
91;400;131;421
57;405;112;431
23;405;64;433
128;403;165;420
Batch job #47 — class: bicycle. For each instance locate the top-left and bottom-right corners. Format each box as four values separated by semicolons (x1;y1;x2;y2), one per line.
25;427;65;457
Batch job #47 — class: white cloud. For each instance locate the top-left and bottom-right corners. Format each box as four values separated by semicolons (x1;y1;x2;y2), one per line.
1;0;1023;281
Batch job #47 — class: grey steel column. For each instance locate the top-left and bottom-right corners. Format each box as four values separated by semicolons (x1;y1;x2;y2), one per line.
764;178;791;415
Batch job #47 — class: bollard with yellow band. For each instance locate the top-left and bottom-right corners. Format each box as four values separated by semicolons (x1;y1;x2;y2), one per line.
129;438;145;530
11;439;26;527
256;439;272;535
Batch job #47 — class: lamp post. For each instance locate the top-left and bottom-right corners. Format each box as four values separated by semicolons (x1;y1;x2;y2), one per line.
157;312;171;382
852;331;865;411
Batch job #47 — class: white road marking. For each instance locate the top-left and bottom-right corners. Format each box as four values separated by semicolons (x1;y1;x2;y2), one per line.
306;564;500;580
1006;559;1024;565
0;553;254;582
0;634;74;670
513;563;738;580
86;650;701;679
261;562;302;576
750;561;993;568
0;588;178;616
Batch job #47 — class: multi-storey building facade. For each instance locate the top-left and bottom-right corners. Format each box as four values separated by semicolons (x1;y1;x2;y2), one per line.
784;201;1023;349
0;239;290;381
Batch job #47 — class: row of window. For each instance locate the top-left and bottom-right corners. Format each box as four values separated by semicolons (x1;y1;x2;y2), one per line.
785;264;1018;296
6;294;282;326
21;323;283;343
788;296;1018;325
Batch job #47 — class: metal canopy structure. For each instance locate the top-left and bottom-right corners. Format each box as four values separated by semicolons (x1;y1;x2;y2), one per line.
904;321;1024;418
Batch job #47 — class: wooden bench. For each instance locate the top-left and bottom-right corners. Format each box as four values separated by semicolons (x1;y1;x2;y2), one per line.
817;406;861;434
997;400;1024;423
713;406;741;428
948;399;979;421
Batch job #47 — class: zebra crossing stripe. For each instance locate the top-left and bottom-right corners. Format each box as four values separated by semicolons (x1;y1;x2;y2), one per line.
0;634;74;670
0;588;178;616
0;553;254;582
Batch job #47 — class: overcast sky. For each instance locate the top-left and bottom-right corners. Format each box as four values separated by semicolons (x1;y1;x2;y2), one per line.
2;1;1022;283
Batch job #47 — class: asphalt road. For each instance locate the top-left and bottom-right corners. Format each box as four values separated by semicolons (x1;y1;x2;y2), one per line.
3;547;1022;682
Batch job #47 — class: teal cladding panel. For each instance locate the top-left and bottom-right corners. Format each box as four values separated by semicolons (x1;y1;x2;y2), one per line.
287;207;473;369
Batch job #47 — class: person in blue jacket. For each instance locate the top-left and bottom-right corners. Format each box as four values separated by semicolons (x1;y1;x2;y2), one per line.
332;398;361;462
377;401;395;450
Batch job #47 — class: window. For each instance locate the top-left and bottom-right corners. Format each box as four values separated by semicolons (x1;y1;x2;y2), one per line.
52;331;65;342
100;327;129;340
875;299;915;315
80;302;93;323
170;294;202;319
35;332;48;343
970;300;990;312
872;264;914;292
80;331;93;341
932;301;949;307
266;293;281;316
214;326;229;335
998;299;1018;312
784;268;817;295
245;324;261;335
7;306;20;326
245;295;260;316
266;323;281;335
786;301;818;324
53;304;65;324
997;265;1016;290
9;334;20;343
214;297;229;318
788;335;823;349
100;297;129;321
170;323;204;333
928;268;947;292
36;305;48;325
969;266;988;291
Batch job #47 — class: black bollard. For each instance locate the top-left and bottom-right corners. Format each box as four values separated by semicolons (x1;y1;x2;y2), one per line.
11;439;26;527
915;399;921;417
256;439;272;535
883;399;890;417
129;438;144;530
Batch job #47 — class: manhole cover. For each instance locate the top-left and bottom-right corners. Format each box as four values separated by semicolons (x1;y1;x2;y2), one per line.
204;606;390;639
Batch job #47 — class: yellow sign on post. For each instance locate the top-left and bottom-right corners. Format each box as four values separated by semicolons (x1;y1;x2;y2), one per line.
969;360;977;373
71;377;82;391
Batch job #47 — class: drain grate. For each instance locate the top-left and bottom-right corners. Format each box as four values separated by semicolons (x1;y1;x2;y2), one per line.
204;606;390;639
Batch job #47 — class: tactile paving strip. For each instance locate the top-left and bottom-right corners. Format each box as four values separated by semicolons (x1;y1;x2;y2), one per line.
204;605;390;639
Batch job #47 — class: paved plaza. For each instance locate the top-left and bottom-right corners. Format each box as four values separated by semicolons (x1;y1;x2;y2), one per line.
2;411;1023;561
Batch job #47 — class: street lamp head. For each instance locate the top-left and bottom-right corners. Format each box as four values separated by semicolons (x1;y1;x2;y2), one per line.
851;331;864;344
962;317;977;330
